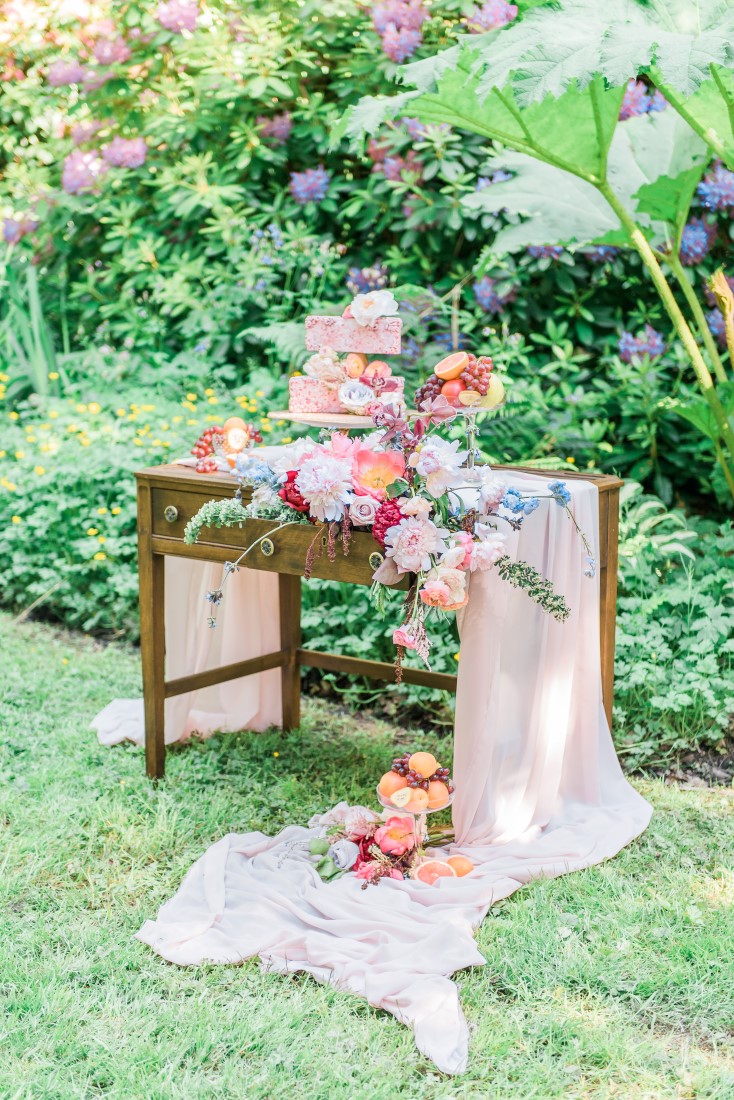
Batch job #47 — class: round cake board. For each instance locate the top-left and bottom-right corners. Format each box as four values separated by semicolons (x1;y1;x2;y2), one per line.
269;411;376;430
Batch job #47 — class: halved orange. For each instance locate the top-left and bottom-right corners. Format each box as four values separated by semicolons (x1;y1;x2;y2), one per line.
434;352;469;381
412;859;457;885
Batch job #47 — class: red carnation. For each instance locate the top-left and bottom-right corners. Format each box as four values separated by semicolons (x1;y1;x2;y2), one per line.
372;498;404;547
278;470;309;513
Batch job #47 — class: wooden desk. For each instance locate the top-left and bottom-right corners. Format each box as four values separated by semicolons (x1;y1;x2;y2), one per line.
136;463;622;778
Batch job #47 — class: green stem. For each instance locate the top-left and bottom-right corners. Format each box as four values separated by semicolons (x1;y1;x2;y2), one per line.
665;253;729;383
598;182;734;486
650;73;733;169
715;441;734;498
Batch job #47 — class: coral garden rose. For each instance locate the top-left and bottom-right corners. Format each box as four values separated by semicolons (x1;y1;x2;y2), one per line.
352;447;406;500
373;816;416;856
419;566;468;610
392;626;417;650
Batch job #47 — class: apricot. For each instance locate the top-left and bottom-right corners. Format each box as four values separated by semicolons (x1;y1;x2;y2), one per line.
378;771;409;799
404;788;430;813
344;352;368;378
426;780;450;810
409;751;438;778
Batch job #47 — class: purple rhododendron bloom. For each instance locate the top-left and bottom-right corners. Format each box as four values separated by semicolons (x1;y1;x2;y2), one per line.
83;69;113;91
584;246;618;263
157;0;199;33
47;59;87;86
473;275;515;314
257;112;293;144
467;0;518;33
289;165;330;205
618;324;666;362
706;308;727;347
3;217;38;243
528;245;564;260
92;37;131;65
697;162;734;211
619;78;667;120
101;136;147;168
346;264;389;294
71;119;104;145
378;151;423;181
62;150;107;194
679;217;717;266
373;0;428;34
380;25;422;62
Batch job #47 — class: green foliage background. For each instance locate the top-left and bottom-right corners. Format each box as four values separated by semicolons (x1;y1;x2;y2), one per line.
1;0;733;766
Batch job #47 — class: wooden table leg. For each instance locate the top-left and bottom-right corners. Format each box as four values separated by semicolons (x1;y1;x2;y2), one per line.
279;573;301;731
137;482;166;778
598;485;619;732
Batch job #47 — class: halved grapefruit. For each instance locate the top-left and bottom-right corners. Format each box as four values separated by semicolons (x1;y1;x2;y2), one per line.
412;859;457;885
434;352;469;381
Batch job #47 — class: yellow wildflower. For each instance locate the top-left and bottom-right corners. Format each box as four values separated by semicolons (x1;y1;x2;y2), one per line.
93;552;106;561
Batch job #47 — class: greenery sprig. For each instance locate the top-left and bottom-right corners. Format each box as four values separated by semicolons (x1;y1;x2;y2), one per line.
184;498;251;545
495;556;570;623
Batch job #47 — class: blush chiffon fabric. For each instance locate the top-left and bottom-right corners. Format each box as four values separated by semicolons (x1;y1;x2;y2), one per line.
132;472;652;1074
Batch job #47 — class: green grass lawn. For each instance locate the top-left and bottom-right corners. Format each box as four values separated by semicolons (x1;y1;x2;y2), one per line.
2;611;734;1100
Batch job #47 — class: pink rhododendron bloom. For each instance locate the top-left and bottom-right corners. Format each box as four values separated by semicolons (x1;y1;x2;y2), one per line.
257;112;293;144
70;119;104;145
352;447;405;500
374;816;416;856
157;0;199;33
349;495;380;526
92;37;131;65
419;566;468;610
47;59;87;86
384;516;448;573
295;454;353;522
101;136;147;168
83;69;113;91
61;150;107;193
392;626;417;649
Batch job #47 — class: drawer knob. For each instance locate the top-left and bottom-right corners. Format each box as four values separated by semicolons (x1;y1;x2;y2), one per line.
163;505;179;523
260;537;275;557
368;551;384;570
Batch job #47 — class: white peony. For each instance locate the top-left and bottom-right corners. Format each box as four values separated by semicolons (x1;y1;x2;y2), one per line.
384;516;449;574
470;526;507;570
350;289;399;327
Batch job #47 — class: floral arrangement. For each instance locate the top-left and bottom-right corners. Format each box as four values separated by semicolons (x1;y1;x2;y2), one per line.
307;751;474;888
185;382;594;668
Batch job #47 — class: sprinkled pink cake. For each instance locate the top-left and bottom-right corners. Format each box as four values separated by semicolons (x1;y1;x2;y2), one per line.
288;376;342;414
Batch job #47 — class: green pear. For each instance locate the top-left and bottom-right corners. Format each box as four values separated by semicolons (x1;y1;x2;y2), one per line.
478;374;505;409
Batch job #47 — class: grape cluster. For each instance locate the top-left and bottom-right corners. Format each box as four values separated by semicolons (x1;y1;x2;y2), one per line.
195;456;218;474
191;425;223;460
391;753;454;791
459;354;494;396
413;375;442;409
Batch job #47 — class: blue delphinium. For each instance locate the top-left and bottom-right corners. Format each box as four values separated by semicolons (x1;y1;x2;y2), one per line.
235;455;277;486
527;245;564;260
679;217;716;266
503;488;540;515
618;323;665;363
548;480;571;506
288;165;331;205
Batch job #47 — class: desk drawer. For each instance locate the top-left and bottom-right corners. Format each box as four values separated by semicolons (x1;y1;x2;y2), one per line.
149;487;397;586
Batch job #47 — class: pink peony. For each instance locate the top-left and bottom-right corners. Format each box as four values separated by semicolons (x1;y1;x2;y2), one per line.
343;806;380;838
476;469;506;511
295;453;353;522
373;816;416;856
470;528;507;571
352;447;405;500
409;437;467;497
157;0;199;33
61;150;107;194
419;566;468;610
384;516;448;574
101;136;147;168
349;495;380;526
